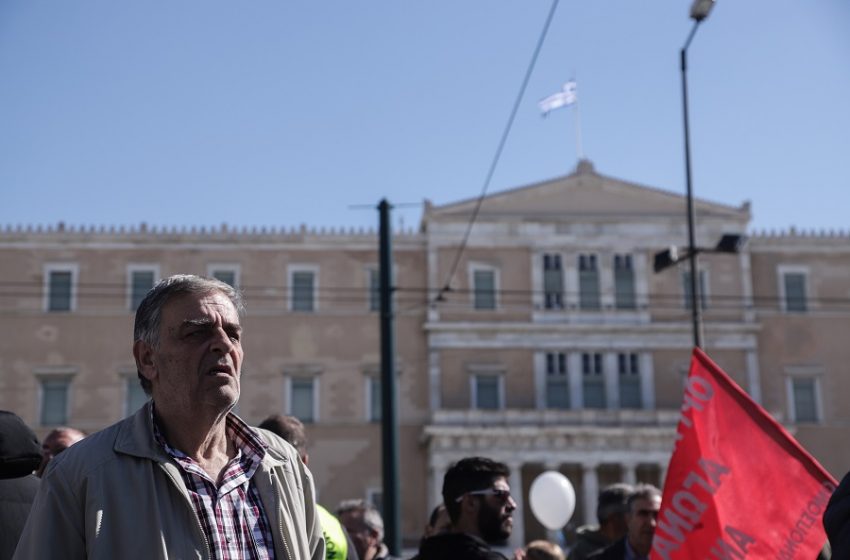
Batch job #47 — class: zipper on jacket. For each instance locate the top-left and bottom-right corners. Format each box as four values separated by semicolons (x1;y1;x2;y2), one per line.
161;464;213;560
271;471;294;560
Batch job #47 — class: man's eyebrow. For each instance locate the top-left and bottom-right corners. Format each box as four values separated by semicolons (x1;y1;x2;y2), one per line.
181;318;215;328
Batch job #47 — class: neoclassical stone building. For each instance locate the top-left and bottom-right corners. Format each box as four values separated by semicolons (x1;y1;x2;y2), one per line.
1;160;848;547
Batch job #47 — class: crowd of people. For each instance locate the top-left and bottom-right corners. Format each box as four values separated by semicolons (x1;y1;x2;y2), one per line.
0;274;840;558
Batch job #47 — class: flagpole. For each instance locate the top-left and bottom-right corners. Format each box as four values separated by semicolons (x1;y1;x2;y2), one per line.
573;82;584;160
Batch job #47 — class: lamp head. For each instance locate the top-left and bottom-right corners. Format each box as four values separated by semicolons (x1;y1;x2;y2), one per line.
653;247;680;273
689;0;715;22
714;233;747;254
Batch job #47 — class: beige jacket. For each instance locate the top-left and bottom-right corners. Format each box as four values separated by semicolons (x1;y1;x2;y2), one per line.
13;403;324;560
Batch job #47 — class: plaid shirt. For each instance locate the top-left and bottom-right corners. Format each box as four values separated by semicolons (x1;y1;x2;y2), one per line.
153;407;276;560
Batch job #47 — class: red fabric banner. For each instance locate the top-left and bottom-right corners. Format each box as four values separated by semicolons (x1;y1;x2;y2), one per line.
651;348;836;560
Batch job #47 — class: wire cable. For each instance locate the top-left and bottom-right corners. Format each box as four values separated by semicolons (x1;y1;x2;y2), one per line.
435;0;562;303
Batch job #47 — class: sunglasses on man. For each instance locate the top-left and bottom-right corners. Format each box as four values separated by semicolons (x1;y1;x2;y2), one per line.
455;488;512;503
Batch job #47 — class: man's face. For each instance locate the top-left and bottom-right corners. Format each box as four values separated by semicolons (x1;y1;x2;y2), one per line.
475;476;516;544
338;509;379;560
626;495;661;555
36;429;84;476
136;291;243;415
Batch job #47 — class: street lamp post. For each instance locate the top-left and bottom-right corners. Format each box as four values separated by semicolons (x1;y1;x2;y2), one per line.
681;0;715;349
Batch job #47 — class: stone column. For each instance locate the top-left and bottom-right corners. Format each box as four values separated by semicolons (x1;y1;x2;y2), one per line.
508;461;525;550
428;459;447;513
543;462;562;543
581;462;599;526
622;461;637;486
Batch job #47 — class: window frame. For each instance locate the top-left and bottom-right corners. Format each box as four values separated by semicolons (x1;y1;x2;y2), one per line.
206;263;241;289
613;254;637;310
777;265;810;313
542;253;565;310
577;253;601;310
288;265;319;312
785;368;823;424
581;352;606;409
544;351;570;409
43;263;79;312
286;375;319;423
469;372;505;410
468;263;499;311
35;367;76;426
127;264;160;311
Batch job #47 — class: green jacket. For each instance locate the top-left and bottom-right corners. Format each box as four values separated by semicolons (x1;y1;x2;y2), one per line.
13;403;325;560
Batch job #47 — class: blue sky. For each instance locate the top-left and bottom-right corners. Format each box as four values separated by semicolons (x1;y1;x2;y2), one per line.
1;1;848;233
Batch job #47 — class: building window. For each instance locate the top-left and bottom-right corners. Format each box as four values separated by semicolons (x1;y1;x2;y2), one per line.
288;377;317;423
578;254;600;310
545;352;569;409
791;378;819;423
618;353;642;408
582;352;605;408
207;264;240;289
289;267;317;312
682;269;708;310
543;254;564;310
45;265;77;312
472;374;503;410
471;266;497;310
40;378;70;426
367;488;384;517
369;268;380;312
128;265;158;311
614;254;636;310
125;377;148;417
367;376;382;422
782;272;808;313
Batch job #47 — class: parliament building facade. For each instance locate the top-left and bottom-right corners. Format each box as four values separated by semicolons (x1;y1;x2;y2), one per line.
2;160;848;547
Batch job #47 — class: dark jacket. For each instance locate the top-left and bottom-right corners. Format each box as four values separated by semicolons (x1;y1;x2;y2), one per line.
824;470;850;558
411;533;508;560
586;537;627;560
0;410;42;560
570;525;614;560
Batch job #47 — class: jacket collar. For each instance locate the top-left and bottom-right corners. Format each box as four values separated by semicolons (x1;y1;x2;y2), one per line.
114;401;290;470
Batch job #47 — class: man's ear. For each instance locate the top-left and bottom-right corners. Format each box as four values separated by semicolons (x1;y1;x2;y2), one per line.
460;495;480;517
133;340;157;385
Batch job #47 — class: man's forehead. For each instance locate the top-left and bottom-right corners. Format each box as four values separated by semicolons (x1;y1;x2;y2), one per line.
632;496;661;511
491;476;510;490
164;291;239;321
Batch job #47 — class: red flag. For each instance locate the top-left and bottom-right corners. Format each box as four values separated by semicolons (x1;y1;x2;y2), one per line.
651;348;836;560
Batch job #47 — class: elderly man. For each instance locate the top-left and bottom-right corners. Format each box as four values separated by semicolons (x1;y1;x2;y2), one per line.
588;484;661;560
14;274;324;559
570;483;633;560
336;500;396;560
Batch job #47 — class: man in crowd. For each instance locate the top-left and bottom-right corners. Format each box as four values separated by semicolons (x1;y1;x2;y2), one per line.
259;414;359;560
336;500;396;560
570;483;632;560
415;456;517;560
35;426;85;477
0;411;42;559
14;274;324;559
588;484;661;560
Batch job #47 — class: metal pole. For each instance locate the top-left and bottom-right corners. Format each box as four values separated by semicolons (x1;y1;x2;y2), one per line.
378;199;401;554
681;21;704;349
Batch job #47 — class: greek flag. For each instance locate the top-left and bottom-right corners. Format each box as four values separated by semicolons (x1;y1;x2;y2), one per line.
538;81;577;116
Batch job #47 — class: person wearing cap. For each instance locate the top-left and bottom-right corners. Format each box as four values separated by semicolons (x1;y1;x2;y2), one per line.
0;410;42;559
570;483;632;560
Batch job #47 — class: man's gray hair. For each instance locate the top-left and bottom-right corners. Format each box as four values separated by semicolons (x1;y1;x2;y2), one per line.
336;499;385;542
134;274;244;394
627;483;662;512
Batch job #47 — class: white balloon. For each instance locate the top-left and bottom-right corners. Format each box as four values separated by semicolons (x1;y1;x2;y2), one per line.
528;471;576;530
